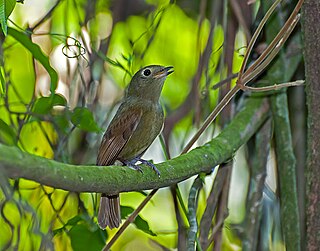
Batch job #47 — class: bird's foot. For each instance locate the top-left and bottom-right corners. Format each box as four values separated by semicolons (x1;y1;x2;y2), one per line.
138;158;161;177
123;160;143;173
124;158;160;177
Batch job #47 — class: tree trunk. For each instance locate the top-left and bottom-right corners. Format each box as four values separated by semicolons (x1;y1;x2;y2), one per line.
302;1;320;250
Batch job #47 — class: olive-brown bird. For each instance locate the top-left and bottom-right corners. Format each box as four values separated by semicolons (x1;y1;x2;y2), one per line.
97;65;173;229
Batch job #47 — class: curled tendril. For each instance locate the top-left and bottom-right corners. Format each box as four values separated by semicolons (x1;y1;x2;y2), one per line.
7;20;87;63
62;37;86;59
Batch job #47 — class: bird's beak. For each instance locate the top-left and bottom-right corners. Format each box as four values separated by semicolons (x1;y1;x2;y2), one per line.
154;66;174;79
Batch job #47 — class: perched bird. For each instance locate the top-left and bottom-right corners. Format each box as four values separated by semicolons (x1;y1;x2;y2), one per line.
97;65;173;229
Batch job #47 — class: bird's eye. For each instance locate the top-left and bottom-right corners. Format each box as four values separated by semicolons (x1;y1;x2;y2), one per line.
142;69;151;77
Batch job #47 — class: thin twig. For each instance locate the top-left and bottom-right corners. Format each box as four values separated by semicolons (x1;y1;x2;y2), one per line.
212;73;238;90
238;0;282;80
212;163;231;251
181;0;304;154
240;80;304;92
242;14;301;85
103;189;158;250
244;1;304;81
229;0;251;41
30;0;62;31
181;86;240;154
199;166;229;249
205;217;225;249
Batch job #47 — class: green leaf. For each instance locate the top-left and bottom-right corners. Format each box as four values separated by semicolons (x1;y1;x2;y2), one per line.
69;224;105;251
7;27;59;92
120;206;134;219
54;112;71;134
67;215;83;226
134;215;157;236
33;94;67;114
32;97;52;115
71;107;101;132
0;0;16;35
0;0;7;35
53;215;93;236
0;119;16;145
120;206;156;236
53;215;83;235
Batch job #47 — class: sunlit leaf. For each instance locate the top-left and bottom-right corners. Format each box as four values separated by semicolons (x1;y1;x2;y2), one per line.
7;27;58;92
18;121;57;158
50;0;84;47
71;107;101;132
3;36;35;107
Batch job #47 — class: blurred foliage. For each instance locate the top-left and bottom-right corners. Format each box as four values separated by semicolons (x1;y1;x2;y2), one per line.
0;0;304;250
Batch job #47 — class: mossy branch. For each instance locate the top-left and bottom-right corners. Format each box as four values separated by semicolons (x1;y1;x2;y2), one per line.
0;97;269;195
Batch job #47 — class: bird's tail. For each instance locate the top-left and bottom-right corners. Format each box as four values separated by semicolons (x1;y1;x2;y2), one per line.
98;193;121;229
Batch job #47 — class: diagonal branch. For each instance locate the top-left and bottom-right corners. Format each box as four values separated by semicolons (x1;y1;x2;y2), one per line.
0;97;269;195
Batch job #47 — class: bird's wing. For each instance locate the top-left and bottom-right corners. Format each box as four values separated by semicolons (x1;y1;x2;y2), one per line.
96;107;143;166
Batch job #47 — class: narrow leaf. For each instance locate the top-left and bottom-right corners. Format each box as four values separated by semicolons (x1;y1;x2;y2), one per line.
7;27;58;92
0;0;7;35
0;119;16;145
0;0;15;35
0;67;5;95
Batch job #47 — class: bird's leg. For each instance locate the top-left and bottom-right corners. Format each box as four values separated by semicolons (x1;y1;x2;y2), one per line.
123;157;160;177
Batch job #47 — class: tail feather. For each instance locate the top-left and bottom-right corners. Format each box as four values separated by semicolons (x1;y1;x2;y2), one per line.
98;193;121;229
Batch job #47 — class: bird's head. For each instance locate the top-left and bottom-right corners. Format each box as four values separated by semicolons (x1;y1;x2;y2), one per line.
126;65;173;101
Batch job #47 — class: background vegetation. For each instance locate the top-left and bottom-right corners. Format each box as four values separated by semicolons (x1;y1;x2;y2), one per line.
0;0;317;250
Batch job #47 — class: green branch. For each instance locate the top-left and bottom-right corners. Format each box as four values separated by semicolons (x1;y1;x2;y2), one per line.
0;97;269;195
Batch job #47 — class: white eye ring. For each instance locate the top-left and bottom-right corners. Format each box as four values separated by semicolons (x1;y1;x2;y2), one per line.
142;68;152;77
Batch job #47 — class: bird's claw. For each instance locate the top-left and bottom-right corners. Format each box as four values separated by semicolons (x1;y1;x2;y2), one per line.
124;158;160;177
139;159;161;177
124;161;143;173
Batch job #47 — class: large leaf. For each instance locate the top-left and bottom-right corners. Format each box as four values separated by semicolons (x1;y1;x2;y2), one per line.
18;121;57;158
69;224;105;251
7;27;59;92
0;0;16;35
53;215;83;236
121;206;156;236
3;35;36;107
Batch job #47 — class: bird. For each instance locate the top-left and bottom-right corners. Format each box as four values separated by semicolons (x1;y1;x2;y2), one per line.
96;65;173;229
